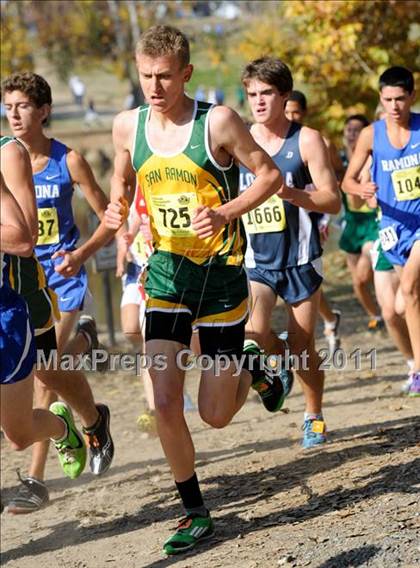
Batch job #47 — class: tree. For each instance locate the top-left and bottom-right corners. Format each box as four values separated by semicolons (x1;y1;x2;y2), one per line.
1;1;161;86
237;0;419;139
1;1;34;75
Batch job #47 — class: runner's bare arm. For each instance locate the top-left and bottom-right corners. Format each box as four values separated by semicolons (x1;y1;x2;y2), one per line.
1;141;38;245
53;145;130;277
106;111;137;231
284;127;340;214
325;138;345;181
115;209;141;277
66;149;109;218
349;155;373;209
342;126;377;200
192;106;283;238
0;175;33;257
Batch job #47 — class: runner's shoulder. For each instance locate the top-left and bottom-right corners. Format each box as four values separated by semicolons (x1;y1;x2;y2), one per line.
209;105;242;131
113;109;138;148
358;124;374;149
113;108;138;131
1;136;27;159
299;125;326;150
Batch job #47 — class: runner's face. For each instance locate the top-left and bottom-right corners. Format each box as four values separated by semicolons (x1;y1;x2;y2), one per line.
136;53;193;112
3;91;48;138
285;100;305;124
343;119;365;149
379;86;415;123
246;79;288;124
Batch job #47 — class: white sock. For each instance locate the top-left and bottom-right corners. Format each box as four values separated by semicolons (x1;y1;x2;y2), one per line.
304;412;323;421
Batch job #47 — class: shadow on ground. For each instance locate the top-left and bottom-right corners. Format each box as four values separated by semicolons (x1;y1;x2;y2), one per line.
1;415;418;566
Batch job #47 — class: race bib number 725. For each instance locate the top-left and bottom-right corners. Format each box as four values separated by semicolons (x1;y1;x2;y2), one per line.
150;192;198;237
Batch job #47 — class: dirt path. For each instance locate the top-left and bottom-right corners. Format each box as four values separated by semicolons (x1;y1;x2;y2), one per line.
1;253;419;568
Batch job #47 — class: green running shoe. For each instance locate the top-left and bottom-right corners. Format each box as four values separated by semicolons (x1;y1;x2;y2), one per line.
244;339;293;413
50;402;86;479
163;513;214;555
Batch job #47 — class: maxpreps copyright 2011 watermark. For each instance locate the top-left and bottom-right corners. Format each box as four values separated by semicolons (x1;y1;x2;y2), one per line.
36;347;377;376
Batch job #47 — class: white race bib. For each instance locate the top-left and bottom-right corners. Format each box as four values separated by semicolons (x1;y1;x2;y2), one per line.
379;226;398;251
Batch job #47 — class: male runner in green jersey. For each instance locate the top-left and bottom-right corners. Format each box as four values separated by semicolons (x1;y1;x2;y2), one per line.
104;25;293;555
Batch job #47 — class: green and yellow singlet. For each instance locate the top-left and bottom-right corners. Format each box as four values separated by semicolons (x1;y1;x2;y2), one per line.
1;135;59;333
132;101;246;266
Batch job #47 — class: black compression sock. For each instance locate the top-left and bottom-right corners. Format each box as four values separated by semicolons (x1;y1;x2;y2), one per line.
83;410;101;434
175;472;208;517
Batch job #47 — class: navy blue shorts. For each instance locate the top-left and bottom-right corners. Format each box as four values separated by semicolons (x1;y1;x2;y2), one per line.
247;258;323;304
0;287;36;384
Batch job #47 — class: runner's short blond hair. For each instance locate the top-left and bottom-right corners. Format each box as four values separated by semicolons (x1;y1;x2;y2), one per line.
136;25;190;68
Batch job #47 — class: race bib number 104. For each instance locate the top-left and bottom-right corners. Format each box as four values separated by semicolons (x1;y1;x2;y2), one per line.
392;166;420;202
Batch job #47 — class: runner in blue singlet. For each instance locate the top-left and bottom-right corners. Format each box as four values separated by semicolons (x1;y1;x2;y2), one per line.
343;66;420;397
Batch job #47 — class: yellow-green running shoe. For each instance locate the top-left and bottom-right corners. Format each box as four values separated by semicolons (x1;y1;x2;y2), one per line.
50;402;86;479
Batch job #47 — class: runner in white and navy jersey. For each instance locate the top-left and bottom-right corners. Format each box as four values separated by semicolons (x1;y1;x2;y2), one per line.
343;66;420;397
285;90;343;352
240;57;340;448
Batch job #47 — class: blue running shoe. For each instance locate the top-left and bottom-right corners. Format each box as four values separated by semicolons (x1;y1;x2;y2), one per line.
407;372;420;397
302;418;327;449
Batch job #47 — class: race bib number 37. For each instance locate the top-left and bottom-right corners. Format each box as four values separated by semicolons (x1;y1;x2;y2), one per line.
37;207;59;245
392;166;420;202
243;195;286;234
151;192;198;237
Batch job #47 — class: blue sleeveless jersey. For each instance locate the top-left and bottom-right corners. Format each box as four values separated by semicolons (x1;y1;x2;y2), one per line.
240;122;322;269
33;139;80;260
371;113;420;230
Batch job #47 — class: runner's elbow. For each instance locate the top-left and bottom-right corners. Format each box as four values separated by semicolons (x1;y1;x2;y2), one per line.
15;241;34;257
341;175;352;194
328;195;342;215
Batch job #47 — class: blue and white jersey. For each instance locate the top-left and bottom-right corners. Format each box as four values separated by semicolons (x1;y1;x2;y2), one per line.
371;113;420;230
240;122;322;269
34;139;80;261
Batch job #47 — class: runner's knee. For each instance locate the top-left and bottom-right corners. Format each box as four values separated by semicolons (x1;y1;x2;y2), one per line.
288;332;312;355
153;391;183;421
245;328;270;349
400;275;419;302
199;406;232;429
381;303;398;323
4;429;33;451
